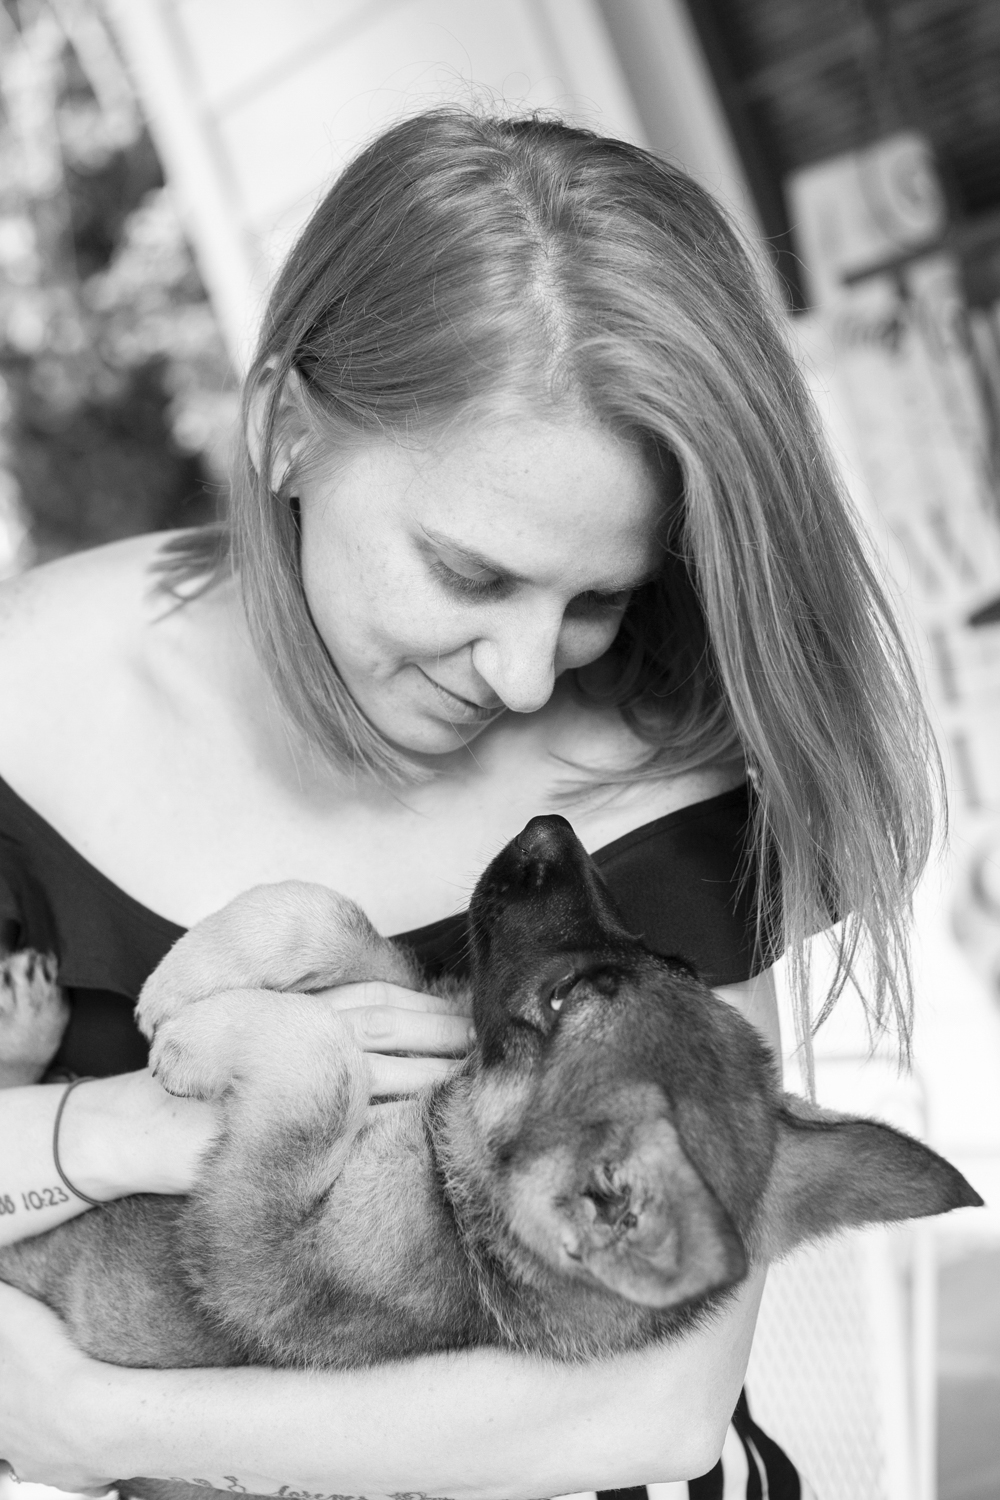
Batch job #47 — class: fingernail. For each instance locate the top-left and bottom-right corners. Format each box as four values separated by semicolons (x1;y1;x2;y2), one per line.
467;1024;477;1045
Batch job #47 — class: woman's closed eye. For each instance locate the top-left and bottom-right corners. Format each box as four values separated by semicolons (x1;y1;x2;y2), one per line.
565;587;633;616
429;553;511;600
429;555;632;614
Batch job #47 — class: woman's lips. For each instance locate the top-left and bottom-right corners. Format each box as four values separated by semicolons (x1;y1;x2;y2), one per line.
418;669;504;722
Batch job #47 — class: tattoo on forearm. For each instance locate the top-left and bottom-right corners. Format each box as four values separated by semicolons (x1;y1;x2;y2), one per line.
178;1482;456;1500
0;1185;70;1215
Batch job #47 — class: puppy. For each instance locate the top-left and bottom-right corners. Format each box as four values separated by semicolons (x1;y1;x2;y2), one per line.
0;815;982;1500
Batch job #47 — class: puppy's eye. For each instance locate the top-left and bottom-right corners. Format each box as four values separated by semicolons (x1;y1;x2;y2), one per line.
548;974;578;1012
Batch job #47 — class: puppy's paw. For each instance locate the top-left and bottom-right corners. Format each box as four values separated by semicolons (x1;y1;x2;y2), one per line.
149;988;362;1106
148;991;253;1100
0;950;69;1086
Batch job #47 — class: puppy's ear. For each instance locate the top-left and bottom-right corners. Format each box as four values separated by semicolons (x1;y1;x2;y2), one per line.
508;1117;747;1309
576;1118;748;1307
759;1094;983;1259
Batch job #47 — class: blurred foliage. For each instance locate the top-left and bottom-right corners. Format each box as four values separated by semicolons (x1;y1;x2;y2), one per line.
0;0;238;571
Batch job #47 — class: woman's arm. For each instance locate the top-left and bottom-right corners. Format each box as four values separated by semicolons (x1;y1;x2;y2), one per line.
0;1270;762;1497
715;968;781;1061
0;1072;214;1247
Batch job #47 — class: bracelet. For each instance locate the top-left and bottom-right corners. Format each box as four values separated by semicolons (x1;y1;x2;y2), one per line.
52;1076;106;1208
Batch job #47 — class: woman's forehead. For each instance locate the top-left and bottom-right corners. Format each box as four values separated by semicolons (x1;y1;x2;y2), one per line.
339;412;665;577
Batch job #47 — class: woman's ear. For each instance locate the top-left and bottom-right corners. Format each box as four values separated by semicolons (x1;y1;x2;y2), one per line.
246;366;313;491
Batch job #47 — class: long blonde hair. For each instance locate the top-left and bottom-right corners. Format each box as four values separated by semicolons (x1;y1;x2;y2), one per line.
158;110;941;1068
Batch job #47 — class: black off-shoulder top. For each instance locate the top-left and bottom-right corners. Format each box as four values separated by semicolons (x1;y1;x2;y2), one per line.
0;773;775;1079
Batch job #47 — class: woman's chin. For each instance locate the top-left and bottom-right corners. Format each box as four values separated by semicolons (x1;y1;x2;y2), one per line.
346;669;508;759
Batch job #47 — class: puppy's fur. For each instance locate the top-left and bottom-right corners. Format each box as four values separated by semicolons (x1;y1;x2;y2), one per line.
0;816;982;1500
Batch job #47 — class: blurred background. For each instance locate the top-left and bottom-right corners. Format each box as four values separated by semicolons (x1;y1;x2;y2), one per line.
1;3;999;1498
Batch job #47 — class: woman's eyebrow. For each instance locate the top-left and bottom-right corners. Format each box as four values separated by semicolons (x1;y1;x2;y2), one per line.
418;525;660;591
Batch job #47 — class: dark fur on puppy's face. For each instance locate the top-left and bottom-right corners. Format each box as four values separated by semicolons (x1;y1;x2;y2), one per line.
458;815;980;1310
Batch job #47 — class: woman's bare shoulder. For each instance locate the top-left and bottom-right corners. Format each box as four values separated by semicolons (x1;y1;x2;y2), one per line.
0;533;164;642
0;533;175;773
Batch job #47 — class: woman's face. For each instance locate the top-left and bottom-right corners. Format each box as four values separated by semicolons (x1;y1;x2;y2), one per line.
295;411;664;755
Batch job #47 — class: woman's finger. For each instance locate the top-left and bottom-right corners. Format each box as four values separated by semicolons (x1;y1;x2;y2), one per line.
313;979;472;1018
341;1004;475;1057
366;1053;465;1096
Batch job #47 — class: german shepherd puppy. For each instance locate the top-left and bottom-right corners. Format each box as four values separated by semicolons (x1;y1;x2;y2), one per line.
0;816;982;1500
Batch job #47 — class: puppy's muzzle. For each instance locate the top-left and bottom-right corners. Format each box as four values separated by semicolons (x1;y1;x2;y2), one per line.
471;815;638;957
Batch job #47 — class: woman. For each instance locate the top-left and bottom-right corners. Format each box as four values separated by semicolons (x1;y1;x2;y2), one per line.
0;111;935;1498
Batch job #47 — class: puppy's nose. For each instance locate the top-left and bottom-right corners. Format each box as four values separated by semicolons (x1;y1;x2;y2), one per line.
514;815;577;869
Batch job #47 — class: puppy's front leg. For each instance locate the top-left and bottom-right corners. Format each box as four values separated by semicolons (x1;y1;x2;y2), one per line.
156;989;373;1358
138;881;421;1041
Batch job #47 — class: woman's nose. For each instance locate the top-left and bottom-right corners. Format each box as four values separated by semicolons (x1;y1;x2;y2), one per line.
471;609;562;714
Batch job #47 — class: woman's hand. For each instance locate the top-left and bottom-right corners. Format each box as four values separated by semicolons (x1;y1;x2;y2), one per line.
312;980;475;1096
87;980;475;1181
0;981;471;1252
64;1068;221;1200
77;984;473;1195
0;1282;113;1492
0;1072;220;1248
